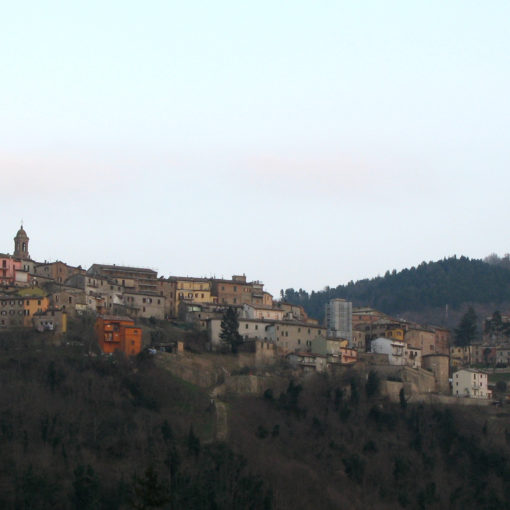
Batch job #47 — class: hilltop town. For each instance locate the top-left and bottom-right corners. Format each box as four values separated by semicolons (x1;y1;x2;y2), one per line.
2;224;507;404
4;224;510;509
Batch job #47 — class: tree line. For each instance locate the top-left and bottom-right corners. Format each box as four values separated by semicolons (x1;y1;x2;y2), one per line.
281;256;510;321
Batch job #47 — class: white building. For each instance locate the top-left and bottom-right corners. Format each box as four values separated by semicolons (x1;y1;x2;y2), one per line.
453;369;491;399
370;337;405;365
325;298;352;342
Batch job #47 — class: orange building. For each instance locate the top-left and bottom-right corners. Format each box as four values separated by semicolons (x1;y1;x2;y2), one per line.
95;315;142;356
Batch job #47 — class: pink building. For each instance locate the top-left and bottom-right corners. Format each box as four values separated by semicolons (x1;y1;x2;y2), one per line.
0;255;21;286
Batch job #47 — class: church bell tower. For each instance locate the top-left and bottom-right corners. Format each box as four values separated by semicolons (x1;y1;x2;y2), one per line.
13;224;30;260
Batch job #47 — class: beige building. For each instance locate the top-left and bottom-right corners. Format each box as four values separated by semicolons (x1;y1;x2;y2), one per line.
240;303;285;321
173;277;216;317
156;278;177;319
422;354;450;394
34;261;85;284
210;275;272;307
122;291;165;320
405;327;436;355
404;345;422;369
351;330;366;352
287;352;327;373
453;369;491;399
207;317;326;353
88;264;159;294
268;321;326;353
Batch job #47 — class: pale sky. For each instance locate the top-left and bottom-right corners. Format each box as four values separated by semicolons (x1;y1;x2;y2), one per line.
1;1;509;296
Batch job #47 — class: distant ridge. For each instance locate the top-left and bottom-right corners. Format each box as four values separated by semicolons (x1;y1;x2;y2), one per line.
281;256;510;324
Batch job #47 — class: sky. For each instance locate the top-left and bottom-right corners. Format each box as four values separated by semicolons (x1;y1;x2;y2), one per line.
1;1;509;297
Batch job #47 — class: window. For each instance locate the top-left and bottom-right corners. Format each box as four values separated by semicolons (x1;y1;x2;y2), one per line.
68;297;72;304
233;286;237;292
142;298;146;303
255;325;258;330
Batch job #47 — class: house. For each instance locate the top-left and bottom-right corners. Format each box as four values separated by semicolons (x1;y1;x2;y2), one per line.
208;318;271;349
287;352;327;373
453;369;491;399
122;291;165;320
88;264;159;294
95;315;142;356
267;321;326;353
210;275;272;307
404;345;422;369
240;303;285;321
33;308;67;334
405;327;437;355
370;337;405;365
0;289;49;328
173;277;216;317
0;254;22;286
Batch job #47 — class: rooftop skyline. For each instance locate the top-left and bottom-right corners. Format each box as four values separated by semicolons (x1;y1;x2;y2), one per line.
2;2;509;296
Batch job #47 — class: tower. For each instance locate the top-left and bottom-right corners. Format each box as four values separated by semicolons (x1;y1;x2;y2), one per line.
325;298;352;342
13;224;30;260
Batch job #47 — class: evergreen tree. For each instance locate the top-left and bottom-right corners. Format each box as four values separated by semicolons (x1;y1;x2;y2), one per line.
454;307;478;346
219;307;243;353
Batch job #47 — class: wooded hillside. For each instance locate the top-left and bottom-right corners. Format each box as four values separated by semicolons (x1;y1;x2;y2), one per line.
282;256;510;324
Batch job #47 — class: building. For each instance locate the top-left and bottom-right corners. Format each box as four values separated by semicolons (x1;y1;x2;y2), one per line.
95;315;142;356
453;369;491;399
240;303;285;321
210;275;272;307
33;308;67;334
287;352;327;373
173;277;216;317
370;337;406;365
0;254;22;286
157;278;177;319
405;327;436;355
404;345;422;369
430;326;451;355
0;289;49;328
325;298;352;342
88;264;159;294
13;225;30;260
268;321;326;353
34;261;85;284
122;290;165;320
207;317;326;353
422;354;450;394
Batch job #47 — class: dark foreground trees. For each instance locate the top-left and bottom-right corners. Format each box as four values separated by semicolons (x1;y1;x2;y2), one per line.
454;306;478;346
219;307;243;353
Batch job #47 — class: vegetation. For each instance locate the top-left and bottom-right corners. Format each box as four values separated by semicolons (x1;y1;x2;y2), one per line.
281;255;510;321
219;307;243;353
230;371;510;509
0;337;270;509
454;307;478;346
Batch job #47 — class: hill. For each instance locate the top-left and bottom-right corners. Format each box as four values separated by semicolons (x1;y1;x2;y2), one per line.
1;328;510;509
281;256;510;327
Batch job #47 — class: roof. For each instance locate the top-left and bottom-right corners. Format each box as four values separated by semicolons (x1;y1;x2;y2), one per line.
454;368;488;375
88;264;157;276
15;226;28;237
98;315;135;323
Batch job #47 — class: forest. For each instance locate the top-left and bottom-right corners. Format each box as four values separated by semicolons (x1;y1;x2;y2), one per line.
281;255;510;322
0;326;509;508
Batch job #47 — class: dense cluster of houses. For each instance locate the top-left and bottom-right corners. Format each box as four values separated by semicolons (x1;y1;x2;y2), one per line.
0;225;497;400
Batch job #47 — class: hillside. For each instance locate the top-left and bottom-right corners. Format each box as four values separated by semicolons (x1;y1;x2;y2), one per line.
282;256;510;327
1;334;509;509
